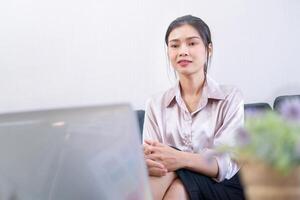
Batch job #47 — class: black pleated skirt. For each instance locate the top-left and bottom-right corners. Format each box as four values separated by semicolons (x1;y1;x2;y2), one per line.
176;169;245;200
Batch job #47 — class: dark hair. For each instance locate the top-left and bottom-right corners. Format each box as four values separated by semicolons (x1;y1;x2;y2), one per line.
165;15;212;75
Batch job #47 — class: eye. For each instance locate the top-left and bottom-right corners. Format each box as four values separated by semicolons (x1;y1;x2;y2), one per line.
170;44;178;48
189;42;195;46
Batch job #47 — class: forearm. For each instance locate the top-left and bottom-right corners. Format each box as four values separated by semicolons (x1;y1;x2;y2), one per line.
144;141;219;179
178;151;219;178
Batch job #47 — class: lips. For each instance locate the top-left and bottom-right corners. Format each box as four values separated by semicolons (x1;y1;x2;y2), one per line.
177;60;192;67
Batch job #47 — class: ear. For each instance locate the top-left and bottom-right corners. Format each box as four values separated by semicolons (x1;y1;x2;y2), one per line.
208;43;213;57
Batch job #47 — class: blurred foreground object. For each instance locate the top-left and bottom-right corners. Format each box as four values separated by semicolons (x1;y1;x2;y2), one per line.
237;98;300;200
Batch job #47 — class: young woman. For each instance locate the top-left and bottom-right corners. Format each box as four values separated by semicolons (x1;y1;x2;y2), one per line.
143;15;245;200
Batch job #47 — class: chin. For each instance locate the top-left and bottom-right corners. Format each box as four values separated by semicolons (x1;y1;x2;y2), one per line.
177;69;204;77
178;70;195;76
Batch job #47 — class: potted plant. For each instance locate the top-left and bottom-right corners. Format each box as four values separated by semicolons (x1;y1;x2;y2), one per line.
234;99;300;200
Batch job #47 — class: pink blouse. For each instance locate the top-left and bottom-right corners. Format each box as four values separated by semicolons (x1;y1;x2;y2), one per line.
142;76;244;182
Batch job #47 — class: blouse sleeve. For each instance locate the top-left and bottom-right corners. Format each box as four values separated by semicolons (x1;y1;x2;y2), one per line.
204;88;244;182
142;98;163;143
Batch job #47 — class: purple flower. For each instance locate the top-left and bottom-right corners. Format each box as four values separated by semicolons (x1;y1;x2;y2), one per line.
203;150;224;165
245;109;266;119
279;99;300;122
235;128;251;147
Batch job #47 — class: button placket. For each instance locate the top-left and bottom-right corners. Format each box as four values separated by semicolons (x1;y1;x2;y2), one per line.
190;117;194;151
185;117;193;150
181;109;193;151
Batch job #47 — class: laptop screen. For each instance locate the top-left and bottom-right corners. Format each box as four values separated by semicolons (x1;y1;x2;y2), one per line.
0;104;151;200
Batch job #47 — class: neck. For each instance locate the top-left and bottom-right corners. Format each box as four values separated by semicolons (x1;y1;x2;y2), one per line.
179;72;206;97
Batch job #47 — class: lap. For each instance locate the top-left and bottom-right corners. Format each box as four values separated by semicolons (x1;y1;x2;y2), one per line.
176;169;245;200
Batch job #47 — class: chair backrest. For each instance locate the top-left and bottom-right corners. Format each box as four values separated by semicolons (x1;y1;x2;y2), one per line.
135;110;145;135
244;103;272;118
273;95;300;112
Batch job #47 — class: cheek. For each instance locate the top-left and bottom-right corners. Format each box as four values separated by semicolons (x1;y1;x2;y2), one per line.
168;51;177;63
192;48;207;62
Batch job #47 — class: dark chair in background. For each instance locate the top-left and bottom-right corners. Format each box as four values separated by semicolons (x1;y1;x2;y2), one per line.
244;103;272;118
273;95;300;112
244;103;272;112
136;110;145;134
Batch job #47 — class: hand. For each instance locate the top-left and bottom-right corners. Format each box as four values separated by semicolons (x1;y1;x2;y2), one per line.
145;158;168;177
143;143;168;176
144;140;184;172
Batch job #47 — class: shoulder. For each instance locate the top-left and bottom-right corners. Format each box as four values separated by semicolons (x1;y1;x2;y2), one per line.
206;76;244;115
217;85;244;119
219;85;243;102
206;76;243;103
145;86;176;110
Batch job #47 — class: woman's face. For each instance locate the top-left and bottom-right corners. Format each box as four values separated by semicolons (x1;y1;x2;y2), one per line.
167;24;211;78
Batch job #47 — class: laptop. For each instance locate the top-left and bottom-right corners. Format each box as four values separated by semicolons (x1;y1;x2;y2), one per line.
0;104;152;200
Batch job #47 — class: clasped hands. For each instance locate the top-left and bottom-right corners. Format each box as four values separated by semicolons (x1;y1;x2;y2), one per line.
143;140;183;177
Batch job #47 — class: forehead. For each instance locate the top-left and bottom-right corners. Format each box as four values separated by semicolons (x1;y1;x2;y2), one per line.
168;24;201;42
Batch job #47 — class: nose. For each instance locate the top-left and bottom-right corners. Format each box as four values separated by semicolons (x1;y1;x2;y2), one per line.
179;44;189;57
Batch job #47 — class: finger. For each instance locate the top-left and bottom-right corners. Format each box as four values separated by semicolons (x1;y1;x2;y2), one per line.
150;140;164;147
148;167;167;177
144;150;150;156
142;144;147;153
143;144;152;155
143;143;151;148
146;159;165;168
144;140;155;146
145;140;158;146
144;146;153;155
145;145;162;155
146;159;165;169
146;153;161;162
144;149;151;155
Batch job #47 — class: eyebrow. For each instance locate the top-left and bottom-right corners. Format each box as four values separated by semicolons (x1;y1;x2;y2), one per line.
168;36;202;43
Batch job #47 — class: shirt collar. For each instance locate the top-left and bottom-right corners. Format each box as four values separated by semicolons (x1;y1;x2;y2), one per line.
164;75;226;108
205;76;227;100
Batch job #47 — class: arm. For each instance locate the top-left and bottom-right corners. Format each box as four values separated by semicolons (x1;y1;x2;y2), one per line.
145;140;219;178
142;99;167;176
142;98;162;142
202;88;244;181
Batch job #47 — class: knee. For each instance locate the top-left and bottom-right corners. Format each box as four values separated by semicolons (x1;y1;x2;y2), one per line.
149;172;177;200
167;178;183;191
163;178;189;200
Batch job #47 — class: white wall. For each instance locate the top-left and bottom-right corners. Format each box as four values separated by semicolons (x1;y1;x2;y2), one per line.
0;0;299;113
